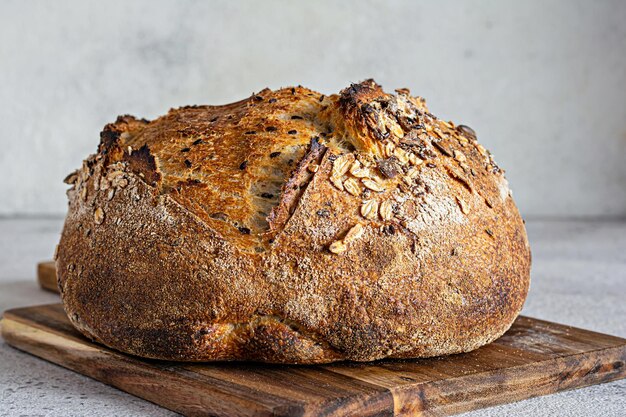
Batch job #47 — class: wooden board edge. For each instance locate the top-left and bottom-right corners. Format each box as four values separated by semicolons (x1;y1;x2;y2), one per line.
389;345;626;416
37;261;59;294
0;316;305;417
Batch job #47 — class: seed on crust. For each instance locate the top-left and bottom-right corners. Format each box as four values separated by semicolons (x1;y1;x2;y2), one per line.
361;199;379;219
393;147;409;165
80;187;87;201
357;153;374;167
344;223;364;243
109;171;128;188
64;172;78;185
308;163;319;173
351;166;369;178
108;170;124;180
362;178;385;192
379;200;394;221
94;207;105;225
330;176;344;191
378;157;400;179
409;153;422;166
457;124;476;139
407;167;420;179
384;141;395;158
349;160;368;178
387;119;404;138
99;179;110;191
343;177;361;196
453;150;467;162
332;154;352;177
329;240;347;254
107;189;115;201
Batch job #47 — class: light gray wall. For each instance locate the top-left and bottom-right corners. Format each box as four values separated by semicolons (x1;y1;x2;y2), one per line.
1;0;625;218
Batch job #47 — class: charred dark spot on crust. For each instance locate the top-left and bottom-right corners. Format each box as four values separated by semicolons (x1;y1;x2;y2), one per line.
485;228;494;237
316;209;330;217
337;79;405;149
238;226;251;234
269;152;281;158
291;87;296;94
290;115;303;120
193;328;211;339
239;160;248;170
339;79;381;108
254;95;263;101
210;212;228;221
288;130;297;135
265;126;277;132
99;129;121;154
184;159;192;168
261;193;274;199
245;131;256;135
114;114;141;124
268;98;277;103
174;178;204;191
180;147;191;153
382;224;396;235
192;139;204;145
120;144;162;187
319;95;325;102
426;163;436;168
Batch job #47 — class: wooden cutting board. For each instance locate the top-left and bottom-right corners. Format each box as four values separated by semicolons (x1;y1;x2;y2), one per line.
5;262;621;416
37;261;58;293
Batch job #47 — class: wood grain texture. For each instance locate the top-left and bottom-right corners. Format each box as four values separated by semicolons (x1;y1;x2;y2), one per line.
37;261;58;293
2;304;624;417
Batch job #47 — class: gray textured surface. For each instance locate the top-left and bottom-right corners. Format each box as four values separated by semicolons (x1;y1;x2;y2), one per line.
1;0;626;218
0;218;624;416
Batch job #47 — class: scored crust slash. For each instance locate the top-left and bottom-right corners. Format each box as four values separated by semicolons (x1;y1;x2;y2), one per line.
55;79;531;364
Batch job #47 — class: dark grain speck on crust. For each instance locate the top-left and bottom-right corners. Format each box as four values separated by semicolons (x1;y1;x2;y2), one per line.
56;79;530;364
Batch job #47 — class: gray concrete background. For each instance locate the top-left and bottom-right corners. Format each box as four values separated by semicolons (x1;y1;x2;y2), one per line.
0;0;625;218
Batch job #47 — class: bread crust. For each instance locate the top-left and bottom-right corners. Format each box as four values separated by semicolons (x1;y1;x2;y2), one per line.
57;80;530;363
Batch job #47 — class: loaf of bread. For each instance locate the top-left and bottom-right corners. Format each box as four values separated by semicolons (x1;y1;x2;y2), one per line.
56;80;530;364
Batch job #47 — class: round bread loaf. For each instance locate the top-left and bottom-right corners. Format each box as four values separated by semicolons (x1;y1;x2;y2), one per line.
56;80;530;363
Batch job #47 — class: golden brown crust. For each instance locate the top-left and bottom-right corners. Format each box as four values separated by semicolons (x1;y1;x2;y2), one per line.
56;80;531;363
